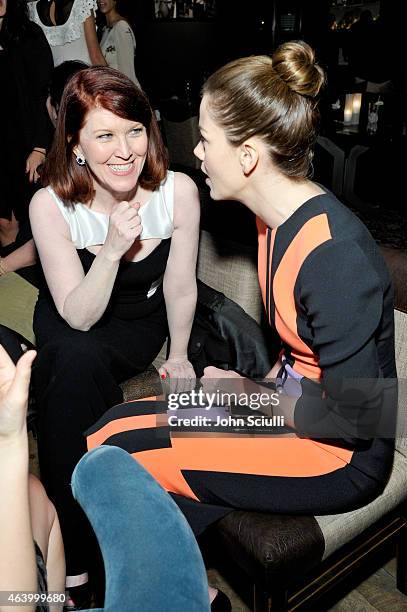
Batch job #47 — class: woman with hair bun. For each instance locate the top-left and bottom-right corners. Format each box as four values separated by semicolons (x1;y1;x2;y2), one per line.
193;40;395;514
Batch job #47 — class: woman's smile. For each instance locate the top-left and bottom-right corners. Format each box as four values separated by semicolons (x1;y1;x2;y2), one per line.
107;161;136;176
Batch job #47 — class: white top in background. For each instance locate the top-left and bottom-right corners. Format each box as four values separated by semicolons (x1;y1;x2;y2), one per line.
100;20;139;85
28;0;97;66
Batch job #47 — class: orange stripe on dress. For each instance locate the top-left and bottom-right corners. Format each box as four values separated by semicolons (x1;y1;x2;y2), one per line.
131;448;200;500
87;414;160;450
170;435;352;476
273;214;332;379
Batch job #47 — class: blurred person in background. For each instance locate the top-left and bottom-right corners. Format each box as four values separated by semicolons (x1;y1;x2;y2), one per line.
28;0;106;67
98;0;139;85
0;0;52;283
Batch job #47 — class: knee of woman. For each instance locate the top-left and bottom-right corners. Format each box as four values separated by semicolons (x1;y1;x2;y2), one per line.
36;335;104;372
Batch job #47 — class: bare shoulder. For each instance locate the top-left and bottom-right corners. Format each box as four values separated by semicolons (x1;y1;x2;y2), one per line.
29;188;70;238
173;172;200;220
29;187;58;218
173;172;200;230
174;171;199;199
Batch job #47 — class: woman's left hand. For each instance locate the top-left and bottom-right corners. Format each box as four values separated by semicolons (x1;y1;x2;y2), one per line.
25;149;46;183
159;357;196;394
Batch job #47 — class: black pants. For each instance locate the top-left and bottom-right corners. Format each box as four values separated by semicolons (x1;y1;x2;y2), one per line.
33;298;168;575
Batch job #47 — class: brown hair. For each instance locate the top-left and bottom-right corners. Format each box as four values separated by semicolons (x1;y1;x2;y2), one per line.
202;41;325;179
42;66;168;206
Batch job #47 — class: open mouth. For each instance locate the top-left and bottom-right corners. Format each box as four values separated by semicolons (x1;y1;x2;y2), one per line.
108;162;135;175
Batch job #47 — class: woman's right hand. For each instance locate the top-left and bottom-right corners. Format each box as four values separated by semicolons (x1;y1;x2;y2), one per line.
103;201;142;261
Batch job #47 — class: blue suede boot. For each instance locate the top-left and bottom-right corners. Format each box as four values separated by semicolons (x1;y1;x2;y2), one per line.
71;445;210;612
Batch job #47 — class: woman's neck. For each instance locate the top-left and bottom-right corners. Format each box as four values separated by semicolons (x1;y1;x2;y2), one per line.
106;9;122;27
240;172;324;230
91;181;151;213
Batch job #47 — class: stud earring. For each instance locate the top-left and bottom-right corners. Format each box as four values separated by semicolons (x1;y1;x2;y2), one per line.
75;153;86;166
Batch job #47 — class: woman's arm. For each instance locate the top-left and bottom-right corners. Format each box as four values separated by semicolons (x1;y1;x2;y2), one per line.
203;240;389;439
29;190;141;331
0;240;36;273
22;25;53;182
161;173;200;379
0;347;37;612
23;24;53;152
84;14;107;66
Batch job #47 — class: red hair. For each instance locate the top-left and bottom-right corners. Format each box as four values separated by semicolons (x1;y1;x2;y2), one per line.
42;66;168;206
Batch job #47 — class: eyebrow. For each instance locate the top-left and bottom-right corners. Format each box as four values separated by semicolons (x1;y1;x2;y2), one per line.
93;123;143;133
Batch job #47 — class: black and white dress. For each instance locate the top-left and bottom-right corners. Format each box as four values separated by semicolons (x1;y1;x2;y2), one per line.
32;172;175;575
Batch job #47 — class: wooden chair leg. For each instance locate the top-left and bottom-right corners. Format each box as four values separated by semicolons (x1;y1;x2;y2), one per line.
253;583;288;612
397;522;407;595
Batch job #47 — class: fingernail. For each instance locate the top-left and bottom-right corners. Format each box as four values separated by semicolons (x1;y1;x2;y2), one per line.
161;373;166;379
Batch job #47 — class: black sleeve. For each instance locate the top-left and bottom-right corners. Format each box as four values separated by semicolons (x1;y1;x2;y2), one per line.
22;24;54;151
293;240;395;447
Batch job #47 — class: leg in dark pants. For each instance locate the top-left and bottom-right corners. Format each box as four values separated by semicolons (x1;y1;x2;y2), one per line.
33;301;168;575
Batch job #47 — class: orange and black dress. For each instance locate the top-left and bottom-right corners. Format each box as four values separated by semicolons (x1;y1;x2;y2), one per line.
87;192;396;534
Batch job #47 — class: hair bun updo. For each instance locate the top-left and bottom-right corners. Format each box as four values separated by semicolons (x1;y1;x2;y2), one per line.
271;40;325;98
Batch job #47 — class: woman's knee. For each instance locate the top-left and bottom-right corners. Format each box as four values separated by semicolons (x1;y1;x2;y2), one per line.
35;334;106;378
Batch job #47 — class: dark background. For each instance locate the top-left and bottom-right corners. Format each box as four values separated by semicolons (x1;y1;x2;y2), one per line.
119;0;404;105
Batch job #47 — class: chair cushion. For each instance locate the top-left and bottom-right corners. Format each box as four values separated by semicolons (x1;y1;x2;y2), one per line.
316;450;407;559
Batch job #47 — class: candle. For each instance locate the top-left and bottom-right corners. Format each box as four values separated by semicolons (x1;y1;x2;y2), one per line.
344;94;353;124
351;93;362;126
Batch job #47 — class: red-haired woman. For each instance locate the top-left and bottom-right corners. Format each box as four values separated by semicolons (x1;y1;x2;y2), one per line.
29;66;200;604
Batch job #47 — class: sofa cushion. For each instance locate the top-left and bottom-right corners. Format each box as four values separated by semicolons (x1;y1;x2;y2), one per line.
197;230;262;324
395;310;407;457
0;272;38;345
315;450;407;559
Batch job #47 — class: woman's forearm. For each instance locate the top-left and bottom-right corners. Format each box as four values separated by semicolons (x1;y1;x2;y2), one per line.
0;435;37;609
62;247;120;331
2;240;36;273
164;283;197;357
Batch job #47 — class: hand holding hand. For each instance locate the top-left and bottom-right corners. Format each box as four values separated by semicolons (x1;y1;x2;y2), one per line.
0;345;36;441
159;357;196;394
104;201;142;261
26;149;45;183
201;365;244;399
